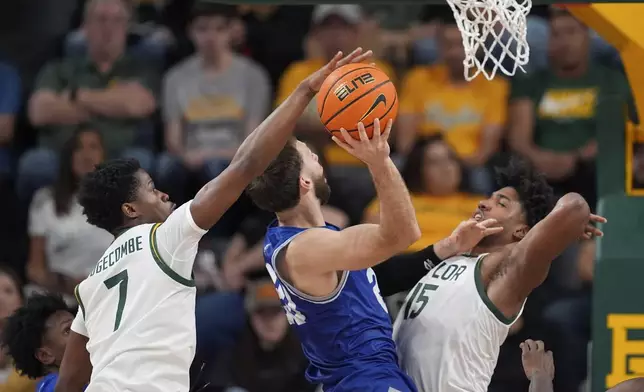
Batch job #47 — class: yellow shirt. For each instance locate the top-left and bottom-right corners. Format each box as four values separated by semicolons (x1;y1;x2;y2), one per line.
366;193;482;252
275;58;396;166
0;367;38;392
399;65;509;158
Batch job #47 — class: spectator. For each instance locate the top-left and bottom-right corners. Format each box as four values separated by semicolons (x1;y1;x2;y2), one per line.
157;2;271;203
26;129;113;299
1;293;75;392
201;279;315;392
364;136;481;252
508;8;631;210
0;267;37;392
238;5;314;91
275;4;396;222
0;62;20;179
396;14;508;195
21;0;158;202
65;0;174;64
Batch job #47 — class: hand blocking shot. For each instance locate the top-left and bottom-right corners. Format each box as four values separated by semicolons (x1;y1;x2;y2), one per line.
247;117;421;392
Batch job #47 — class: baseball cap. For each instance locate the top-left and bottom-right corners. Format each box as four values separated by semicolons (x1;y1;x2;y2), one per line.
312;4;363;25
245;280;281;312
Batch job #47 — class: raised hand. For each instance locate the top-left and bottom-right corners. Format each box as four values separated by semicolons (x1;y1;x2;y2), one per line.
304;47;374;94
448;218;504;254
520;339;555;381
581;214;607;240
331;118;392;167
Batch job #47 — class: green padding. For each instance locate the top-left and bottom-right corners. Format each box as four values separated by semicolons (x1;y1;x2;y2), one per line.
592;195;644;391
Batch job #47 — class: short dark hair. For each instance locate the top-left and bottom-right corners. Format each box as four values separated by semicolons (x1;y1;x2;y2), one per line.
190;1;238;22
246;140;303;213
495;157;555;228
78;158;141;233
1;293;72;379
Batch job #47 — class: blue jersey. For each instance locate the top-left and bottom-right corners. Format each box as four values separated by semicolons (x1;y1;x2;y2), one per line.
264;221;417;392
36;373;58;392
36;373;86;392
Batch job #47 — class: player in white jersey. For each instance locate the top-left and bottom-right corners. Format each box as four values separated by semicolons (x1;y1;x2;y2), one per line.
53;47;373;392
393;158;606;392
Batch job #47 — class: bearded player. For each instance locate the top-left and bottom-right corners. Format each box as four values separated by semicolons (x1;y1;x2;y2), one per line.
393;159;605;392
52;48;372;392
246;121;421;392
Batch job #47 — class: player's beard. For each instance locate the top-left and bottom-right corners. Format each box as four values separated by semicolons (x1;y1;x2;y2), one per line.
313;174;331;205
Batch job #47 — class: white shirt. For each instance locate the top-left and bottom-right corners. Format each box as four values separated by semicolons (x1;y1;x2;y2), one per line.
71;201;207;392
393;254;524;392
29;188;114;278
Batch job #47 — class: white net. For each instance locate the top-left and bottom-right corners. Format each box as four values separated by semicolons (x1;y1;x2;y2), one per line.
446;0;531;81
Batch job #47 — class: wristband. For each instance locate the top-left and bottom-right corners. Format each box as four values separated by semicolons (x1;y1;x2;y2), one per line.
421;245;442;270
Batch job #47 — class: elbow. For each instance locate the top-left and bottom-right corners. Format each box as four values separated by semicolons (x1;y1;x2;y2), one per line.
560;193;590;219
388;222;421;253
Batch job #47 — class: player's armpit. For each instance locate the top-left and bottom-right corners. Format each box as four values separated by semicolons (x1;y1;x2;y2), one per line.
487;193;589;317
54;331;91;392
285;224;409;275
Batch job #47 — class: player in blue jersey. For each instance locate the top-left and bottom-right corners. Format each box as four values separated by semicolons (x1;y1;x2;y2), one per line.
246;120;421;392
1;293;82;392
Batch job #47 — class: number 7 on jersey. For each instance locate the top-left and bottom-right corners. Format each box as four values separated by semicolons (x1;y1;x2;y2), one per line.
104;270;129;331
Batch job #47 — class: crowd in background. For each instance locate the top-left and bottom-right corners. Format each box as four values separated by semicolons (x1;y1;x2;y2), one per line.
0;0;642;391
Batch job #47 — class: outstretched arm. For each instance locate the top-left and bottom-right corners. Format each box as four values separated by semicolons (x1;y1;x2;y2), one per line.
190;48;372;231
488;193;604;317
373;218;504;296
285;120;420;275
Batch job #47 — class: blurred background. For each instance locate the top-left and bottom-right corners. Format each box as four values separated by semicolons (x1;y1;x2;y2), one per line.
0;0;642;391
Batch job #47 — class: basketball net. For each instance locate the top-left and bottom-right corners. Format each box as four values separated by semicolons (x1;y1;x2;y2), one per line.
446;0;531;81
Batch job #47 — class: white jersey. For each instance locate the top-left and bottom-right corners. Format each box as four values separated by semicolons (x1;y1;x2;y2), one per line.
72;201;206;392
393;253;524;392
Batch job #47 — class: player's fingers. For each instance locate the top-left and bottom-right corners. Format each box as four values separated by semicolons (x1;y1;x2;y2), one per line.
381;119;393;142
482;227;504;236
519;342;526;353
351;49;373;64
478;218;499;228
326;51;343;70
339;128;356;147
524;339;535;351
590;227;604;237
589;214;607;224
357;122;369;142
535;340;544;352
337;47;362;67
331;135;353;152
372;118;381;144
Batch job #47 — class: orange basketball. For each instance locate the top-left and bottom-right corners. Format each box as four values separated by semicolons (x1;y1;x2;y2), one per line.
316;63;398;142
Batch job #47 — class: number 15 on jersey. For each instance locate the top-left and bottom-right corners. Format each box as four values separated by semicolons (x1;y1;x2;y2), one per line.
402;282;438;320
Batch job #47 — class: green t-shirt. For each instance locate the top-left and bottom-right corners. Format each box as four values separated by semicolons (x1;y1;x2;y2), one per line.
510;65;630;152
33;55;159;156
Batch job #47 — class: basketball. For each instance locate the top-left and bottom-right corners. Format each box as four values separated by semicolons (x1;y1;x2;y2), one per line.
316;63;398;142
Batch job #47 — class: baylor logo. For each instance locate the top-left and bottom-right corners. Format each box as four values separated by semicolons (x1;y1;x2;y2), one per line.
606;314;644;388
